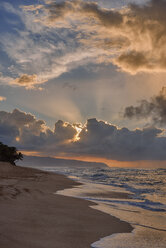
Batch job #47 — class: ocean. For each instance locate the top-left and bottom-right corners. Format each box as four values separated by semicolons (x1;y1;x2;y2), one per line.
33;165;166;248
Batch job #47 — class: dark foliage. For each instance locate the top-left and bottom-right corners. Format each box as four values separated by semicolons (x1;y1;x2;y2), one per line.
0;142;23;165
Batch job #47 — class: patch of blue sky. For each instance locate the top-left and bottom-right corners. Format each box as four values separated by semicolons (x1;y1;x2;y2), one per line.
0;4;24;34
0;0;41;7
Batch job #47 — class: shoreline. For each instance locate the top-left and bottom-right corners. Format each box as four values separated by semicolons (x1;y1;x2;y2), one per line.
0;162;133;248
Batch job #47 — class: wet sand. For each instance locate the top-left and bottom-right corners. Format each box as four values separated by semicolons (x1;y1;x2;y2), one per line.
0;162;133;248
85;191;133;199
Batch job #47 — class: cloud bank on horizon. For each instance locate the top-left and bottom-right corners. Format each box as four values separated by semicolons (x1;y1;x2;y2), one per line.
0;108;166;164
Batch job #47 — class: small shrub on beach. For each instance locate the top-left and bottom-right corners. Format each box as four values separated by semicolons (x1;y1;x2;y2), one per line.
0;142;23;165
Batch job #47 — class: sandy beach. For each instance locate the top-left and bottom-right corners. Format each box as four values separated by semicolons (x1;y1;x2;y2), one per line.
0;162;133;248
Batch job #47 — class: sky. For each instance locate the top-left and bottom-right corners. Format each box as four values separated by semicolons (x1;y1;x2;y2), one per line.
0;0;166;167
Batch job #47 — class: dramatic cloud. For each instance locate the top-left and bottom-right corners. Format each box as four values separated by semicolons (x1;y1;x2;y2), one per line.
0;6;101;89
10;74;46;89
0;108;41;128
0;96;6;102
2;0;165;91
42;1;123;27
72;118;166;161
1;109;166;162
0;109;77;149
124;87;166;126
26;0;166;74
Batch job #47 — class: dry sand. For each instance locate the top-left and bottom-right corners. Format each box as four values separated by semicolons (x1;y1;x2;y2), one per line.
0;162;133;248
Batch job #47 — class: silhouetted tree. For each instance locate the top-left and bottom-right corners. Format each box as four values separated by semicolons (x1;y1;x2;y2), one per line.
0;142;23;165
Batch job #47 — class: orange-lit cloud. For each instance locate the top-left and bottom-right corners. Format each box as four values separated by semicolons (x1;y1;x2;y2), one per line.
10;74;46;89
26;0;166;74
1;109;166;166
0;96;6;102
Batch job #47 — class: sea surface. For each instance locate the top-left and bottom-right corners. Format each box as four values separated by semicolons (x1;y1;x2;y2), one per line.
33;165;166;248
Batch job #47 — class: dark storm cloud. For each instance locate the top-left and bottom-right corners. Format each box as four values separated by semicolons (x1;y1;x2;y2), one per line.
0;108;37;127
0;109;77;149
0;122;19;145
124;87;166;126
1;109;166;161
72;118;166;161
